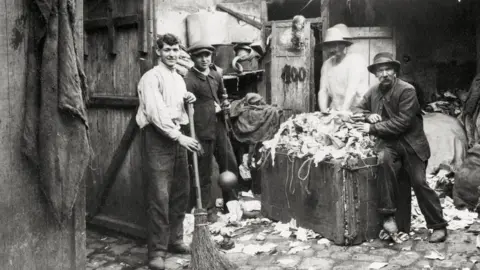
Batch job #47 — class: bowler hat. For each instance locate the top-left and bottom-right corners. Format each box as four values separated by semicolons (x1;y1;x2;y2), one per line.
188;41;215;55
321;28;352;47
367;52;401;74
332;24;352;39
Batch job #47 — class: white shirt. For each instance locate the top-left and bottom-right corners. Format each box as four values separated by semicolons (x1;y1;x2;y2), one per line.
320;53;369;111
136;62;189;141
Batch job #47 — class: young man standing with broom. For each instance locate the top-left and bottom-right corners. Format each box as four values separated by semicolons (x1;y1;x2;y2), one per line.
136;33;201;270
184;41;240;223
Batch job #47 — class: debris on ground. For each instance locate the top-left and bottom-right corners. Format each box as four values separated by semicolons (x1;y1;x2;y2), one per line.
317;238;331;246
379;230;409;244
411;174;477;231
287;242;311;254
176;258;190;268
271;219;319;241
368;262;388;269
227;243;278;255
424;250;445;260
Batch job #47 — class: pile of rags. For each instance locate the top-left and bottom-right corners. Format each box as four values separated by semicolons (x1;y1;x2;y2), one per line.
229;93;282;144
425;89;465;118
262;111;377;167
462;74;480;147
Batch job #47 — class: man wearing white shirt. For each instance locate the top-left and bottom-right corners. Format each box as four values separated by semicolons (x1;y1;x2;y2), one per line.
318;27;369;115
136;33;200;270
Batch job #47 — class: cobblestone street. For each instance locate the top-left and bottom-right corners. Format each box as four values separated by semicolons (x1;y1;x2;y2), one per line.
87;221;480;270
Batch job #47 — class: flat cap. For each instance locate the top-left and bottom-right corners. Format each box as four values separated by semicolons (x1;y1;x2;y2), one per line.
187;41;215;55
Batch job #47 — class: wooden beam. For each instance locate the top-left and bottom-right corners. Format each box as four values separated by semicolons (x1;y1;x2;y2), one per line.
107;0;117;55
88;214;147;238
264;17;322;27
348;27;393;38
84;15;139;31
138;0;149;53
86;95;139;108
476;1;480;73
216;3;263;30
87;111;139;221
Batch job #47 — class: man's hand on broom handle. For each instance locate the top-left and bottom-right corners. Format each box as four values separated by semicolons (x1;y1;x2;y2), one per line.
178;135;201;153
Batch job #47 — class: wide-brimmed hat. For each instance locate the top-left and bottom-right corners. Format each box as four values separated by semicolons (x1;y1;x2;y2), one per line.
332;23;352;39
321;28;353;47
188;41;215;56
367;52;401;74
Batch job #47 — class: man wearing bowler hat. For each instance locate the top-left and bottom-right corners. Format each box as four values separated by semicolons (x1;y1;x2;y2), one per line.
184;41;239;222
318;26;369;116
352;52;448;243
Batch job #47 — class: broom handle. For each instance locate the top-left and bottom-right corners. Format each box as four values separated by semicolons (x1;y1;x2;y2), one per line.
188;103;203;209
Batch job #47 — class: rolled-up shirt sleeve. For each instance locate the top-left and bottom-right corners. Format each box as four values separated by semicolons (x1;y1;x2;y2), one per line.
137;73;182;141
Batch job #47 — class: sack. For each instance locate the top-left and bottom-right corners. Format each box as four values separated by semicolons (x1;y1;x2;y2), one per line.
423;113;468;174
453;144;480;210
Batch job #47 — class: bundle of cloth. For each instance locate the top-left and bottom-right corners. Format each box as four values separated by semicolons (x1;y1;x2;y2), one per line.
175;47;194;77
229;93;282;144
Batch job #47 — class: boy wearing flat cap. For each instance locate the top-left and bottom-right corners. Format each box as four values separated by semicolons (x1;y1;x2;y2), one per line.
352;52;448;243
184;41;239;222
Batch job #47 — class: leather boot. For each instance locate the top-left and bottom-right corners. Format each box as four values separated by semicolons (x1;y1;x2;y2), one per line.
168;242;191;254
429;228;447;243
148;257;165;270
383;216;398;234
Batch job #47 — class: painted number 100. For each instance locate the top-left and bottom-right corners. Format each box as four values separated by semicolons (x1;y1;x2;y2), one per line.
281;64;307;84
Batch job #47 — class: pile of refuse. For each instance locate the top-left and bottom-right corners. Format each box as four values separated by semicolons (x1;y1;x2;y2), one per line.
424;89;466;117
411;170;477;231
261;111;376;167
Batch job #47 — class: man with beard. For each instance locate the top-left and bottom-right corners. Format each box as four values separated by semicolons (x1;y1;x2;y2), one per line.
136;34;201;270
352;52;448;243
318;26;369;116
184;41;239;222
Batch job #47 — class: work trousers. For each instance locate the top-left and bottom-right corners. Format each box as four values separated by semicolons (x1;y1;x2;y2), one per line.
377;140;448;229
198;119;239;210
142;125;190;259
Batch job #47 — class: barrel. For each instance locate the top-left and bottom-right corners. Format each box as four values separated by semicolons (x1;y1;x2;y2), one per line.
186;11;229;45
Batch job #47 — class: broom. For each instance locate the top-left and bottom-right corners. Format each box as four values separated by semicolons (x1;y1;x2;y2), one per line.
187;103;237;270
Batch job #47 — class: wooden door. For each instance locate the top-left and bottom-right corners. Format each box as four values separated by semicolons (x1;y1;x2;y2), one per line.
84;0;154;237
347;27;396;86
268;19;320;114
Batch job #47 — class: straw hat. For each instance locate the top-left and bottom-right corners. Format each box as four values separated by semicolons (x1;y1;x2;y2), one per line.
332;24;352;39
321;28;353;47
367;52;401;74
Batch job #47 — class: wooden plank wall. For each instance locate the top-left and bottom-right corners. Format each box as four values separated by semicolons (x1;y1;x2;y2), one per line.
85;0;149;237
0;0;85;269
347;27;395;86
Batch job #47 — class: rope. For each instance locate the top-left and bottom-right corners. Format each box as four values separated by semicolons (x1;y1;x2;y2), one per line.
297;158;313;181
284;156;296;208
297;157;313;195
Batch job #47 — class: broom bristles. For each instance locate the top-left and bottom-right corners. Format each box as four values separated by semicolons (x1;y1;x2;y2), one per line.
190;209;237;270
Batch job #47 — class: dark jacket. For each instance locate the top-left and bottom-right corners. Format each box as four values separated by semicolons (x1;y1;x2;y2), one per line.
355;79;431;161
184;68;225;140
